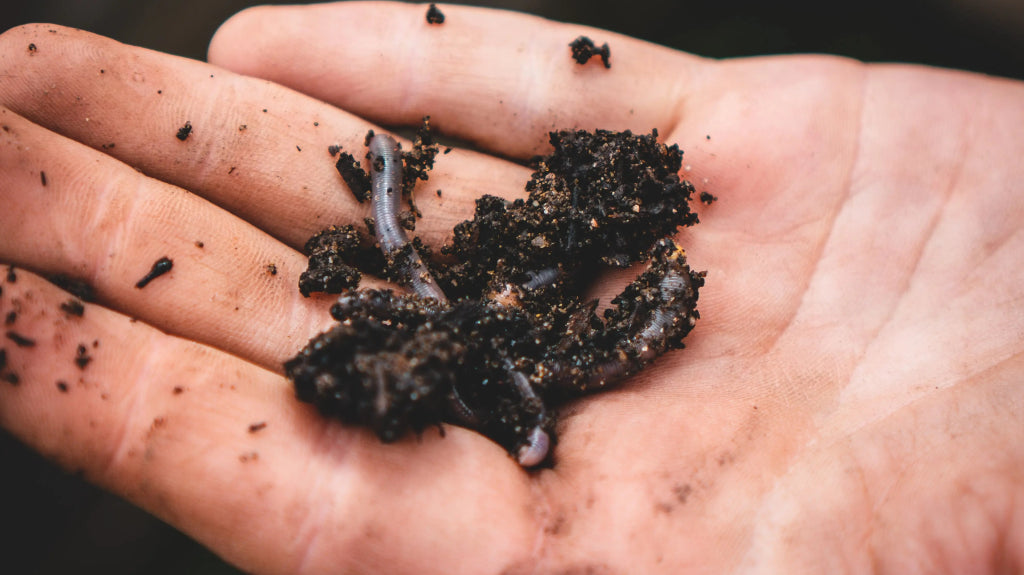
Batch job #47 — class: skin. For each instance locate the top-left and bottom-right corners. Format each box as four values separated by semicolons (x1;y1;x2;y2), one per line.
0;2;1022;573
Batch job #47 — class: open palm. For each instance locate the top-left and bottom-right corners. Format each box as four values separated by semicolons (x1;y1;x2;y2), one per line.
1;3;1022;573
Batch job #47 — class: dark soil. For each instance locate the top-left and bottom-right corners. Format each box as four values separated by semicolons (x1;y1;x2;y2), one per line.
569;36;611;68
426;4;445;24
135;257;173;289
287;126;702;466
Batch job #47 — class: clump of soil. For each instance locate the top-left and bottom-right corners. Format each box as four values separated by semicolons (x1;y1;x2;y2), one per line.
569;36;611;68
135;257;173;289
426;4;445;24
287;126;703;466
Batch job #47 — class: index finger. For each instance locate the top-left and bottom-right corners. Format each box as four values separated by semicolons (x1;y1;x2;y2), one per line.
208;1;708;157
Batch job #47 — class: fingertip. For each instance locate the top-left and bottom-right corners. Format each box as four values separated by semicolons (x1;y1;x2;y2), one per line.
207;4;274;73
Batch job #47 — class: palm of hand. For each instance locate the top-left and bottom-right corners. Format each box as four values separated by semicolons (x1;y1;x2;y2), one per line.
0;3;1021;573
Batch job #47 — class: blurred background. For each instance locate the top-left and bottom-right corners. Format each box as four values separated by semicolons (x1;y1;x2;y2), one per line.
1;0;1021;573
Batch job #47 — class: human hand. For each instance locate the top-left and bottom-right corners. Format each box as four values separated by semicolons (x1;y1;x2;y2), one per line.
2;2;1023;573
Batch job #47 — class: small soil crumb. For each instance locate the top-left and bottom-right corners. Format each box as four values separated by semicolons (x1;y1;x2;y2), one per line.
426;4;445;24
6;266;16;283
335;150;371;202
173;385;184;394
266;263;278;276
74;344;92;369
4;311;15;325
135;256;173;288
176;121;192;141
195;240;205;249
40;171;47;186
28;43;37;53
60;299;85;317
3;372;18;385
699;191;718;205
46;274;96;302
0;348;5;370
569;36;611;68
248;421;267;433
56;381;68;393
328;144;341;157
6;331;35;348
298;225;363;296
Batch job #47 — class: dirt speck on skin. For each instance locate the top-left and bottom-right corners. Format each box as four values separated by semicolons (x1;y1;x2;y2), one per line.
699;191;717;205
6;266;16;283
569;36;611;68
426;3;445;24
172;385;184;394
239;451;259;462
74;344;91;369
56;381;68;393
248;421;267;433
176;121;192;141
6;331;35;348
135;257;173;289
266;263;278;276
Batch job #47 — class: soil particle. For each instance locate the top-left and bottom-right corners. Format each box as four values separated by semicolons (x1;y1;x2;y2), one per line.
6;266;16;283
175;121;192;141
699;191;717;204
6;331;35;348
248;421;267;433
426;3;445;24
135;257;173;288
569;36;611;68
4;311;15;325
40;171;47;186
266;263;278;276
335;150;371;202
56;381;68;393
172;385;184;394
3;372;18;385
0;348;5;370
74;344;91;370
28;43;37;53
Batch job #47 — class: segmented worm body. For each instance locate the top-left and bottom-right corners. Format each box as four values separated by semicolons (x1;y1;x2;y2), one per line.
368;134;447;302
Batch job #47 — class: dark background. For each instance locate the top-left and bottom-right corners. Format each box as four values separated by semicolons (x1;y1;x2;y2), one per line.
1;1;1021;573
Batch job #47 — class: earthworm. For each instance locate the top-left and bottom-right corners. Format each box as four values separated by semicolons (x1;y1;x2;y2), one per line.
368;134;447;302
504;358;550;467
585;238;700;389
521;267;563;291
632;266;695;362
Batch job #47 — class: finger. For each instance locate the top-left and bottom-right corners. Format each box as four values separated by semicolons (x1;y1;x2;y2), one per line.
0;24;530;249
209;1;708;158
0;269;539;574
0;107;335;370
